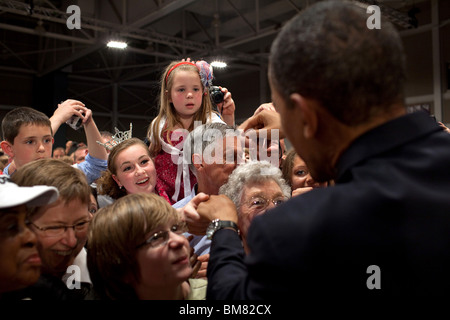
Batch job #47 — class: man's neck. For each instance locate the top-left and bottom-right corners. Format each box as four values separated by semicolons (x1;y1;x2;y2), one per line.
312;103;407;182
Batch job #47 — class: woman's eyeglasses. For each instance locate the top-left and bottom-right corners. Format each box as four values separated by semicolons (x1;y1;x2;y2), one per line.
28;220;91;237
246;195;287;213
136;222;188;249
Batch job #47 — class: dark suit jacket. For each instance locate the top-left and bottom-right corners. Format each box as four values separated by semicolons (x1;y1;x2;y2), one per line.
207;111;450;298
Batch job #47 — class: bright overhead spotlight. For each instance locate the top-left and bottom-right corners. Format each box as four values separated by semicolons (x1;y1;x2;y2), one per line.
107;40;127;49
211;61;227;68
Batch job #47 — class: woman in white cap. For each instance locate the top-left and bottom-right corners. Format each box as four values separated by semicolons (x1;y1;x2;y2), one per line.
0;175;58;299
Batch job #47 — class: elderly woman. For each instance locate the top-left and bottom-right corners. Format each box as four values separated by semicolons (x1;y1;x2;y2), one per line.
87;193;207;300
219;161;291;253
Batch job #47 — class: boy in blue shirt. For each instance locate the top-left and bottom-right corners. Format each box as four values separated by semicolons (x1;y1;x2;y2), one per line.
0;100;107;184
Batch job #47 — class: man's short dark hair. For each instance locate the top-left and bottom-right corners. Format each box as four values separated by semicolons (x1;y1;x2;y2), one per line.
269;0;406;126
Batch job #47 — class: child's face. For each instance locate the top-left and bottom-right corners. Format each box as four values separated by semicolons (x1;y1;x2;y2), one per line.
133;219;192;295
112;144;157;195
10;124;53;169
169;70;204;121
291;154;327;190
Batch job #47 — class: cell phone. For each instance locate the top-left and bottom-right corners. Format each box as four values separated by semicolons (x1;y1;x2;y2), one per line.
66;114;84;130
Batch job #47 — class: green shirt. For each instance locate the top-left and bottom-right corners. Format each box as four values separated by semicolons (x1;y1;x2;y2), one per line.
186;278;207;300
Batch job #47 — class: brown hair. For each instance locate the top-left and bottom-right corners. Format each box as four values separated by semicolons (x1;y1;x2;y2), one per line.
281;149;298;188
87;193;180;300
1;107;52;143
11;158;90;209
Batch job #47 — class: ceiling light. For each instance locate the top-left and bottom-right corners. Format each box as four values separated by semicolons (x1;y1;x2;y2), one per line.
211;61;227;68
107;40;127;49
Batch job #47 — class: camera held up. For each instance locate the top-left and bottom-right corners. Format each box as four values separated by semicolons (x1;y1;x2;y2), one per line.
66;113;84;130
209;86;224;105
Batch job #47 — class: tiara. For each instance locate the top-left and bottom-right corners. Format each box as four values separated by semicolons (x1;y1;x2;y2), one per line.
96;123;133;151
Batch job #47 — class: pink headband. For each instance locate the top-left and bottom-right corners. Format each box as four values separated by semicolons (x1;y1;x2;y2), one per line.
165;61;197;85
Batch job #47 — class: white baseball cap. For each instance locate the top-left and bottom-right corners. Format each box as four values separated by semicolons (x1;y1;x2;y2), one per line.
0;175;59;209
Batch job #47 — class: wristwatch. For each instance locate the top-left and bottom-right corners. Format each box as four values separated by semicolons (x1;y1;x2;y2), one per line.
206;219;240;240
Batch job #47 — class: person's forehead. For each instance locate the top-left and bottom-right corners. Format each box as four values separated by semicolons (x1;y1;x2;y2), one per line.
244;180;281;194
0;204;27;218
17;123;52;136
293;154;307;167
171;69;201;84
116;144;148;162
33;198;88;223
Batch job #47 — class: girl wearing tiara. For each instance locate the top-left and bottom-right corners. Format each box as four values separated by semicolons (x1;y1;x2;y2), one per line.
147;59;235;204
96;137;158;204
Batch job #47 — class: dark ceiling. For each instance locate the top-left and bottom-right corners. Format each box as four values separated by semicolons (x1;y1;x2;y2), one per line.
0;0;428;142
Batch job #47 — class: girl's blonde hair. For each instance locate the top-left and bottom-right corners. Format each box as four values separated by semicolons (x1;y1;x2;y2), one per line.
147;60;216;157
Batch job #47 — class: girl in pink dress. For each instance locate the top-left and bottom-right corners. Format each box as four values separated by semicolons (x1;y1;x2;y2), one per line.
148;59;235;204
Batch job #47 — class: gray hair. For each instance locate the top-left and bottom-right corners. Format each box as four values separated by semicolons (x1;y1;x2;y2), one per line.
183;122;239;176
219;160;291;213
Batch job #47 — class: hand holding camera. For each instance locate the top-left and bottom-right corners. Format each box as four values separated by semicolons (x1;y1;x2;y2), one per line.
66;114;85;130
52;99;90;130
209;86;235;126
209;86;225;106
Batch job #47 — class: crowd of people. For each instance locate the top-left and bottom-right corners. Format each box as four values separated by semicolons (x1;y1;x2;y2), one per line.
1;0;450;302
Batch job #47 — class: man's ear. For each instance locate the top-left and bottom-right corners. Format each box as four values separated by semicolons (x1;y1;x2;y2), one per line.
192;153;203;171
290;93;318;139
0;140;14;158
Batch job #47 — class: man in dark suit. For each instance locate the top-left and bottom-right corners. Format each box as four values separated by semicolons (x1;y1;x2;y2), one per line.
194;0;450;298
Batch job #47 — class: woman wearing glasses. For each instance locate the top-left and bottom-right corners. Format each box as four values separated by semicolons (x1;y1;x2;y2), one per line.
219;161;291;254
11;159;93;300
86;192;206;300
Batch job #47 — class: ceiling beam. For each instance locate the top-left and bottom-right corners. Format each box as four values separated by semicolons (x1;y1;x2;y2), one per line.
0;23;94;45
226;0;256;34
38;41;105;77
188;11;215;45
187;1;291;44
220;24;280;49
127;0;199;29
0;39;33;69
108;0;123;24
0;0;260;64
